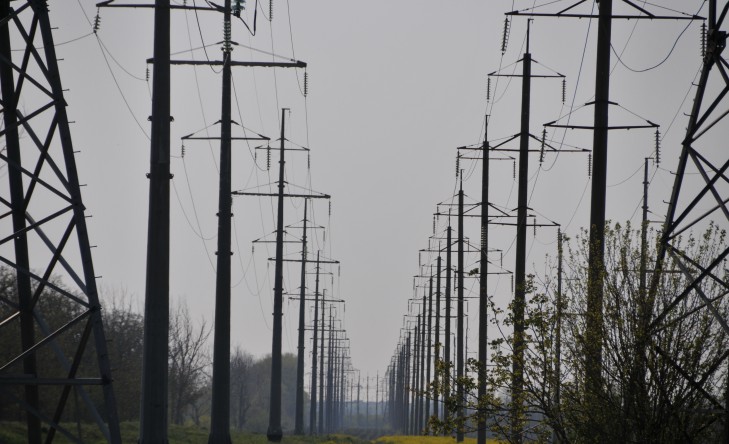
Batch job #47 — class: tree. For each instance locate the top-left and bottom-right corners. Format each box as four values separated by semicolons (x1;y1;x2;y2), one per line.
98;289;144;421
426;222;729;443
168;301;211;425
230;346;254;430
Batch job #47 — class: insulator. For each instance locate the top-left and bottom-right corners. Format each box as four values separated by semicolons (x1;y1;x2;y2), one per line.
539;128;546;164
145;66;150;82
269;0;273;21
233;0;244;17
456;156;460;178
252;245;255;254
433;217;436;235
486;77;491;102
323;231;326;242
588;152;592;178
307;153;310;169
534;221;537;236
511;274;514;293
266;146;271;170
181;144;185;158
329;201;332;216
501;17;510;54
304;71;309;97
701;21;707;58
655;129;661;165
223;19;232;52
512;159;516;179
561;79;566;104
93;10;101;34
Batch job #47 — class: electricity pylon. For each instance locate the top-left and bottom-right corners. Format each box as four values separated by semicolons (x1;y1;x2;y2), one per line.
648;0;729;435
0;1;120;442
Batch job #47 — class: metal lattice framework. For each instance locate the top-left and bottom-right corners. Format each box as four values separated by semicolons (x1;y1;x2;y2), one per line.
648;0;729;418
0;1;121;442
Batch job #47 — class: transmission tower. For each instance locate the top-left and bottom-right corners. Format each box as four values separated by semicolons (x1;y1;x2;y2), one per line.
0;1;121;442
648;0;729;431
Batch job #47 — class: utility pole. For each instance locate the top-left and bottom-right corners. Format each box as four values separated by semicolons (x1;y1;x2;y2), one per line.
444;223;453;429
232;109;326;441
208;2;233;441
318;291;327;434
412;316;420;434
435;254;442;421
376;372;380;431
426;275;433;425
457;178;465;442
553;228;564;444
478;117;490;444
420;291;427;432
267;108;288;442
512;21;533;444
585;0;613;414
295;200;308;435
310;251;321;434
140;2;171;443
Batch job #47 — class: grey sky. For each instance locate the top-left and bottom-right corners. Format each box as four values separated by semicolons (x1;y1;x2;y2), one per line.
25;0;718;388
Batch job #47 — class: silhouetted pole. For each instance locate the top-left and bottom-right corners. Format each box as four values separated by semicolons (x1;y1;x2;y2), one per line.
267;108;288;442
326;309;334;432
435;255;442;421
295;200;308;434
355;373;360;427
375;372;380;431
309;251;321;434
553;229;563;444
477;118;490;444
139;1;171;442
208;2;233;442
420;292;427;432
318;291;326;434
405;332;412;433
412;318;420;434
512;22;533;444
426;275;433;425
585;0;613;411
444;223;453;430
640;159;649;302
457;179;465;442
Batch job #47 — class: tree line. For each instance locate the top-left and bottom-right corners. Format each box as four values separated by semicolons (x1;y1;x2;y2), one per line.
0;273;301;433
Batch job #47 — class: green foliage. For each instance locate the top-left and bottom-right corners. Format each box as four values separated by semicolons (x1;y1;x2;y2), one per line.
422;222;729;443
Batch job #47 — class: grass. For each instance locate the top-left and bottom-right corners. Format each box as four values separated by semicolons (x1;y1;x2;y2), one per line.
374;437;504;444
0;422;371;443
0;422;506;444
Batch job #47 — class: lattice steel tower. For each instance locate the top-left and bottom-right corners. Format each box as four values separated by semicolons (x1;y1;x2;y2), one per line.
0;1;121;442
648;0;729;421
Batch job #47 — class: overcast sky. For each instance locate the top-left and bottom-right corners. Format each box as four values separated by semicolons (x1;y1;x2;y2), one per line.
9;0;720;394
